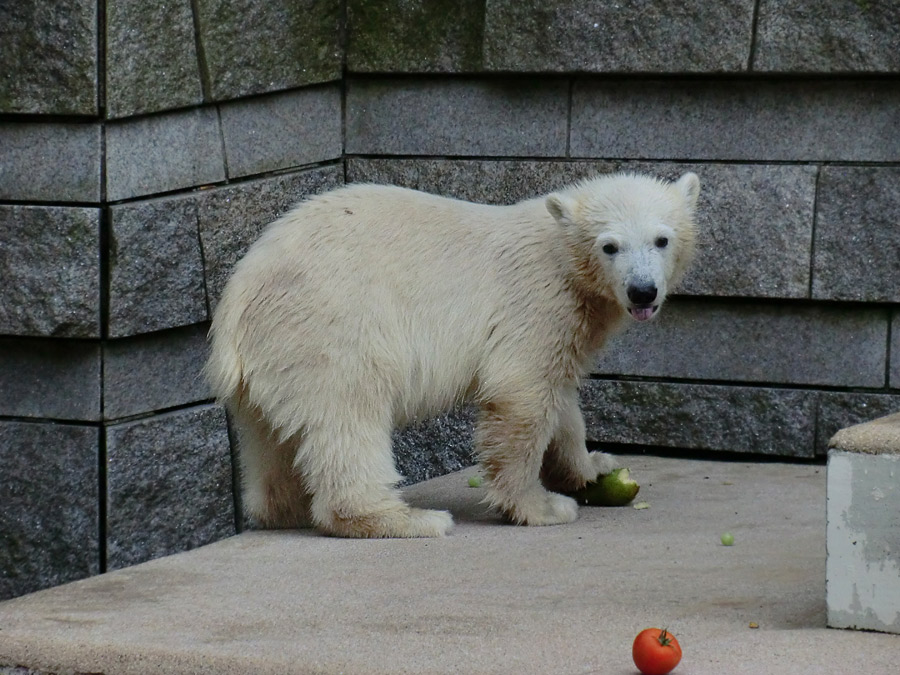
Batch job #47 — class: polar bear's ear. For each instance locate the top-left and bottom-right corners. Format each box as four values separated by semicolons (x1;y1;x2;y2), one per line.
675;172;701;212
546;193;578;227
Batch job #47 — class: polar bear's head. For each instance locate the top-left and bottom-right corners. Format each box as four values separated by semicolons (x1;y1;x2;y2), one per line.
545;172;700;322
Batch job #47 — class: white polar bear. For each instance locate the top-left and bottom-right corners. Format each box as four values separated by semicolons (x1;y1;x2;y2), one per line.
206;172;700;538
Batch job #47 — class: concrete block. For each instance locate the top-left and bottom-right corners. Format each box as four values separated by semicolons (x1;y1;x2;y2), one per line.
347;0;484;72
827;414;900;633
106;107;226;201
105;405;235;570
219;85;342;179
0;1;97;114
346;77;568;157
755;0;900;73
594;299;887;388
393;409;476;485
484;0;754;73
346;159;815;299
812;167;900;303
0;123;101;203
0;421;98;600
571;78;900;162
194;0;341;101
104;324;212;420
108;196;207;337
105;0;203;118
0;206;100;338
816;392;900;456
0;338;100;422
581;379;817;457
197;165;343;309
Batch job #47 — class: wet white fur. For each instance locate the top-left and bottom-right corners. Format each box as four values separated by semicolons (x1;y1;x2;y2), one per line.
206;172;700;537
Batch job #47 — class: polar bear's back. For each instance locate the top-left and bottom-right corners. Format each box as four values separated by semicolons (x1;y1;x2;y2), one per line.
208;184;557;432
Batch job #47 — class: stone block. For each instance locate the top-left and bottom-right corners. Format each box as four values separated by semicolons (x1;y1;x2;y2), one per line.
347;0;484;72
892;311;900;389
106;107;226;201
105;0;203;118
194;0;341;101
581;379;817;457
197;165;343;309
816;392;900;456
0;122;101;203
108;196;207;337
0;421;98;600
219;85;342;179
827;414;900;633
104;324;212;420
755;0;900;73
594;299;887;388
346;78;569;157
393;409;477;485
105;405;235;570
484;0;754;73
812;167;900;303
0;2;97;114
347;158;817;300
571;79;900;162
0;338;101;422
0;206;100;338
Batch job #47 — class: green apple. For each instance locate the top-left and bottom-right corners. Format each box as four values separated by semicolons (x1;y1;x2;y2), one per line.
572;467;640;506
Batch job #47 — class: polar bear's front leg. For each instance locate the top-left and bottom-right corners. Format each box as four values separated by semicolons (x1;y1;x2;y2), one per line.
540;390;617;493
476;398;579;526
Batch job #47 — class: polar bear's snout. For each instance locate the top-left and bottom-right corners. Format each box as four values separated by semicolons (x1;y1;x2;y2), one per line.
626;282;659;322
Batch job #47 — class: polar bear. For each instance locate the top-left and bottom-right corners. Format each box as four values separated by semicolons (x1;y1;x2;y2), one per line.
206;172;700;538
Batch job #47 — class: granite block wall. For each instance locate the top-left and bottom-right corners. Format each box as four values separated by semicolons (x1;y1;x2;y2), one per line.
2;1;899;599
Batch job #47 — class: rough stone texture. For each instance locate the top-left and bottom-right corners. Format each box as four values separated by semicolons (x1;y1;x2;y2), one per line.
827;449;900;633
581;379;817;457
105;0;203;119
105;405;235;571
347;0;484;72
346;78;569;157
594;299;887;388
484;0;754;73
0;339;100;422
0;123;101;203
197;165;344;309
219;85;342;179
104;324;212;421
815;392;900;456
0;1;97;114
0;421;98;601
571;78;900;162
393;409;477;485
195;0;341;101
106;107;226;201
893;311;900;389
348;158;816;300
0;206;100;338
812;167;900;303
755;0;900;73
108;197;207;337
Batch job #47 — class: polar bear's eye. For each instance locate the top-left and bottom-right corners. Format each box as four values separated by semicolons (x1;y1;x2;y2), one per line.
602;243;618;255
655;236;669;249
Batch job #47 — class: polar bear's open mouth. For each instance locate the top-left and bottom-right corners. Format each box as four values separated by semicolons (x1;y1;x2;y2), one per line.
629;305;658;322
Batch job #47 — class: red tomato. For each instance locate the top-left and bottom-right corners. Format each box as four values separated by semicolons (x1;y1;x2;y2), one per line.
632;627;682;675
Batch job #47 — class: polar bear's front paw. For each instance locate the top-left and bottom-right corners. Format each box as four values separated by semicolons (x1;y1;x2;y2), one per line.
502;489;579;526
588;451;617;477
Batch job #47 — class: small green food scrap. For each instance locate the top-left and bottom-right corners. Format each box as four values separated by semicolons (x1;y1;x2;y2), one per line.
721;532;735;546
572;468;641;506
632;501;651;510
467;475;484;488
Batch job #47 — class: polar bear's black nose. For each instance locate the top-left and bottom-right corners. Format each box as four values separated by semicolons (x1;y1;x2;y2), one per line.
627;283;658;305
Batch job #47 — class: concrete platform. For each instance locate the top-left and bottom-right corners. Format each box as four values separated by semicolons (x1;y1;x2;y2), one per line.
1;454;898;674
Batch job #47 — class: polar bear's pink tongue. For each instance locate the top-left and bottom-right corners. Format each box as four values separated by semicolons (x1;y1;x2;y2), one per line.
630;307;655;322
